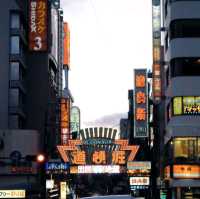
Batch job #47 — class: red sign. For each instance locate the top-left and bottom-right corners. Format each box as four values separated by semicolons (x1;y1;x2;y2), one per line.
29;0;47;51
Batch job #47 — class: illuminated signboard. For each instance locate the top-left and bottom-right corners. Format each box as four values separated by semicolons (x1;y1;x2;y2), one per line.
60;182;67;199
134;69;148;138
63;22;70;68
173;96;200;115
173;165;200;178
127;161;151;170
29;0;47;51
70;106;80;137
45;162;69;173
11;166;35;174
152;0;161;102
57;139;139;165
129;177;150;186
0;190;25;198
70;165;120;174
60;98;70;144
164;166;170;180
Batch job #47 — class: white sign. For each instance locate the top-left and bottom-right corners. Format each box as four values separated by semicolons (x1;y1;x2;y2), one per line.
0;190;25;198
77;165;120;174
46;179;54;189
127;161;151;170
60;182;66;199
129;177;149;186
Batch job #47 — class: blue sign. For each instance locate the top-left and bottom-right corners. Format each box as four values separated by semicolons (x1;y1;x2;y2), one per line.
45;162;69;171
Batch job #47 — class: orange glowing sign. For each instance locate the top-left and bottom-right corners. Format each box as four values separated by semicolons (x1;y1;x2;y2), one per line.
63;22;70;68
136;108;146;121
112;151;125;164
135;75;146;88
92;151;106;164
60;98;70;144
136;91;146;104
57;139;139;164
29;0;47;51
134;69;148;137
173;165;200;178
71;151;86;165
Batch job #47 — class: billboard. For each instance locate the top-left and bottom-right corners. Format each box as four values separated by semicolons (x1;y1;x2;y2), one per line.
63;22;70;68
134;69;148;138
29;0;47;51
60;98;70;144
152;0;161;102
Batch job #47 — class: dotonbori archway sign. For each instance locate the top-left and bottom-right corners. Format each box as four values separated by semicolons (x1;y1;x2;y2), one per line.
57;127;139;174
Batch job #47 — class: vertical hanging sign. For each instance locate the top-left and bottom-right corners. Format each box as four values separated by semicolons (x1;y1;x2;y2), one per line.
134;69;148;138
152;0;161;102
29;0;47;51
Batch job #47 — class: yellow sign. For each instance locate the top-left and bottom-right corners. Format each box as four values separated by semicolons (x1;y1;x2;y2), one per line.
60;182;67;199
0;190;25;198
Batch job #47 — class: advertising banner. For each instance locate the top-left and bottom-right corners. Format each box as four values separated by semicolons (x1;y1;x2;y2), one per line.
152;0;161;102
60;182;67;199
63;22;70;68
29;0;47;51
70;106;80;137
134;69;148;137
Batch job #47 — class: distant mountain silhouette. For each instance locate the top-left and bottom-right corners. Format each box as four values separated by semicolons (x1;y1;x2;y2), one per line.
83;113;127;129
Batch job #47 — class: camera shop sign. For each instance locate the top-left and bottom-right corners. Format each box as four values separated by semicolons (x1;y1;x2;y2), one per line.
57;139;139;165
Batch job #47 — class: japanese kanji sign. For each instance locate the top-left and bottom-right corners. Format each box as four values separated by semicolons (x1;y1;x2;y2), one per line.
57;139;139;165
29;0;47;51
134;69;148;137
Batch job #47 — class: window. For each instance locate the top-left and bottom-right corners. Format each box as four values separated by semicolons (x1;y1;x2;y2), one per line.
9;115;19;129
10;62;19;80
172;96;200;115
9;88;19;107
10;36;20;54
174;137;198;161
170;19;200;39
173;97;182;115
170;58;200;77
10;12;20;29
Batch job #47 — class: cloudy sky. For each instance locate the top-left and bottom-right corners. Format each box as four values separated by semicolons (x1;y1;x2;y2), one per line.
60;0;152;127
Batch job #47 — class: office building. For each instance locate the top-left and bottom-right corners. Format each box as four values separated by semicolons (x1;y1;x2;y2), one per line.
153;0;200;198
0;0;65;197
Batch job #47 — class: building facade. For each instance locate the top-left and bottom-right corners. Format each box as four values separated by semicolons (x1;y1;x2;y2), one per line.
157;0;200;198
0;0;64;197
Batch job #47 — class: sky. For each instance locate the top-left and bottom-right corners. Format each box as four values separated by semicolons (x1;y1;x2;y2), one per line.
60;0;153;127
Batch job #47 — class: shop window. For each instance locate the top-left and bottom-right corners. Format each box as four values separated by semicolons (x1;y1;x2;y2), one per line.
10;12;20;29
10;36;20;54
174;137;198;161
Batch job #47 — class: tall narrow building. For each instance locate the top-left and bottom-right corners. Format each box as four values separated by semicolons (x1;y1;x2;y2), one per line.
0;0;64;197
156;0;200;198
